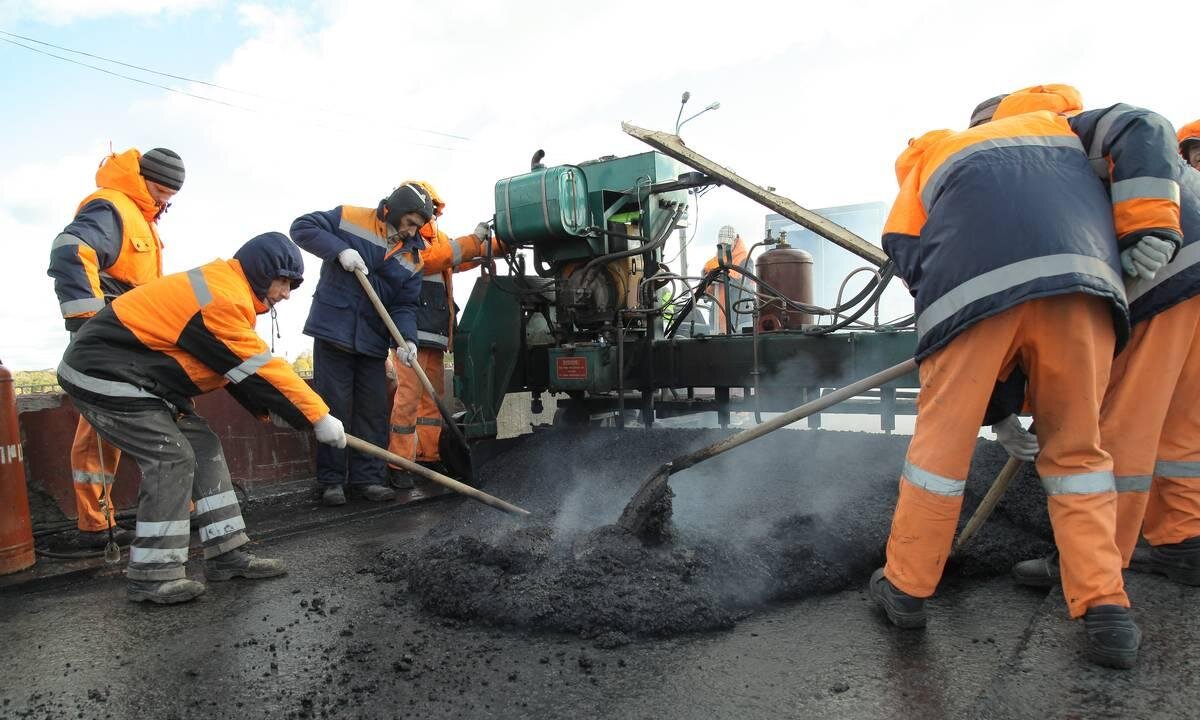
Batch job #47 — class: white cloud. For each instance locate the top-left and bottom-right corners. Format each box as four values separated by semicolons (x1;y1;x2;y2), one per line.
2;0;1196;369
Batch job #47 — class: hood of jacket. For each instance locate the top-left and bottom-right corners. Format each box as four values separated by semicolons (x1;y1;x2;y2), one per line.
95;148;160;223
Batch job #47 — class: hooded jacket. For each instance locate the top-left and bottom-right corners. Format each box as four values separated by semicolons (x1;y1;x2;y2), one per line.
58;232;327;428
291;201;428;358
1180;119;1200;155
883;86;1181;359
702;235;752;333
48;148;165;331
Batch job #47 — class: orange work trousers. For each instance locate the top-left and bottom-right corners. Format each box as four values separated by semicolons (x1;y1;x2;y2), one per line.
884;294;1126;618
387;347;444;464
1104;294;1200;561
70;416;122;531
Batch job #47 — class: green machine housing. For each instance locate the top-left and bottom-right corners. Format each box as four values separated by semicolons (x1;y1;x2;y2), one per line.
453;150;918;439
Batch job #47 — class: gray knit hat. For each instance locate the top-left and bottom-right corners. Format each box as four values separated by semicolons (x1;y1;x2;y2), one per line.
968;94;1007;128
139;148;185;191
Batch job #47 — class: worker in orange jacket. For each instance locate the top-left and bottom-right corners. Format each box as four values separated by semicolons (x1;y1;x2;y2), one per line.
701;226;751;333
870;84;1182;670
386;180;501;485
1181;120;1200;171
47;147;185;549
57;232;346;604
991;95;1200;594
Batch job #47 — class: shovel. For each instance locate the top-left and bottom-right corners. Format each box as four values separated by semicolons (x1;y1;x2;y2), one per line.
344;433;529;517
352;268;472;475
94;434;121;564
618;357;919;541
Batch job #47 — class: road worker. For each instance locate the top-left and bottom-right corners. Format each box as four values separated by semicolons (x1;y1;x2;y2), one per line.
56;232;346;604
385;180;499;487
1180;120;1200;171
870;84;1182;670
47;147;185;549
701;226;751;333
291;183;434;506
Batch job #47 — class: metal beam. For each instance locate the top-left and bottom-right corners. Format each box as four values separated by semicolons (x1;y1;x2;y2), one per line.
621;122;889;267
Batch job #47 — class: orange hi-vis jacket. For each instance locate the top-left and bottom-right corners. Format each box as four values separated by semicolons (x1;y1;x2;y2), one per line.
48;149;164;331
702;235;751;332
58;257;328;429
414;222;502;350
884;92;1182;359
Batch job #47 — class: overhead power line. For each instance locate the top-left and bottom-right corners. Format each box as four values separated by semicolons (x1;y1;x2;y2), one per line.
0;28;471;144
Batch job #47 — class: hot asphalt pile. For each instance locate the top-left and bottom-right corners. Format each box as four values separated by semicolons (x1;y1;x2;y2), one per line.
378;428;1054;642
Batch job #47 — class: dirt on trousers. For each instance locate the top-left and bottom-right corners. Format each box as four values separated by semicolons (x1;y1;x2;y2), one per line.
377;428;1054;645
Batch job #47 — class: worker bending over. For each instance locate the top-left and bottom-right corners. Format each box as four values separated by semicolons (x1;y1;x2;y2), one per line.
291;184;433;506
47;147;185;549
57;232;348;604
386;180;499;486
871;84;1181;670
1009;101;1200;593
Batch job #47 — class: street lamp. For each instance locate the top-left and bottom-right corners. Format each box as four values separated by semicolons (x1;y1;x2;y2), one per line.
674;90;720;136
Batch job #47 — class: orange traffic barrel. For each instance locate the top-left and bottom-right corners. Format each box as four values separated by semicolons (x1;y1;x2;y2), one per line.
0;359;35;575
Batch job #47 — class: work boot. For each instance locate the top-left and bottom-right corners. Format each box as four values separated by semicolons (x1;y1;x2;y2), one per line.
1083;604;1140;669
1011;549;1060;588
127;578;206;605
78;526;134;549
1128;537;1200;586
205;549;287;581
869;567;927;629
388;468;416;490
321;485;346;507
351;484;396;502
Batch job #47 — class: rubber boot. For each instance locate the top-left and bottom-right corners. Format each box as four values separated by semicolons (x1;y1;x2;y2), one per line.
205;549;287;581
1128;537;1200;586
388;468;416;490
869;568;927;629
1011;549;1060;588
321;485;346;507
1083;604;1140;669
127;578;206;605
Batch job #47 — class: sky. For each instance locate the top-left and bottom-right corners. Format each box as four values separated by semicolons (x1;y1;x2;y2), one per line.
0;0;1193;370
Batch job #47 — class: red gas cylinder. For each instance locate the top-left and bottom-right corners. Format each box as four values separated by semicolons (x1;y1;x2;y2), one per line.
0;359;35;575
755;240;815;331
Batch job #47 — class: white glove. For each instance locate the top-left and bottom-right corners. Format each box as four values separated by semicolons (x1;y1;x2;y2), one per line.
991;414;1038;462
473;221;490;242
337;248;368;275
1120;235;1174;281
399;340;418;368
313;414;347;448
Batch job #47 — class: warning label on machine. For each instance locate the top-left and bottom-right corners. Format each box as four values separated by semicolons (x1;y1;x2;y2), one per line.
556;356;588;380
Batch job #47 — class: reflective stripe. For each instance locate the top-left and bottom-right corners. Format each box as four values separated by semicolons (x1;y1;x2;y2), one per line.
916;253;1125;339
199;515;246;543
417;330;449;346
451;239;465;266
1042;471;1115;495
58;361;159;399
72;469;115;485
135;520;192;537
1127;239;1200;302
188;268;213;307
338;218;388;250
225;350;272;384
195;490;239;516
902;461;964;496
390;424;416;434
1111;177;1180;204
52;232;83;249
1087;106;1135;178
394;253;419;273
416;417;441;427
1155;460;1200;478
60;297;105;315
423;272;446;285
129;546;189;564
1115;475;1152;493
922;135;1085;210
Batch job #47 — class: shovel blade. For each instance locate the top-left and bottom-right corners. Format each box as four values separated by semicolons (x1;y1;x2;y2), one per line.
617;463;675;543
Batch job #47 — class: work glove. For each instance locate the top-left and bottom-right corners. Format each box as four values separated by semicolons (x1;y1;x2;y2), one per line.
337;248;369;275
473;221;491;242
313;414;347;448
991;414;1038;462
1120;235;1174;281
399;340;418;368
